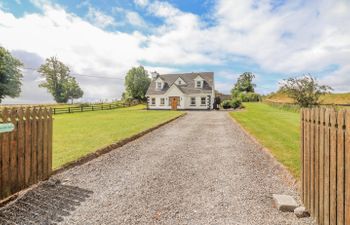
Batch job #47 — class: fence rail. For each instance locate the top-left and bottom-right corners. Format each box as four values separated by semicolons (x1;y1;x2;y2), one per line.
0;107;52;200
301;108;350;225
52;102;135;115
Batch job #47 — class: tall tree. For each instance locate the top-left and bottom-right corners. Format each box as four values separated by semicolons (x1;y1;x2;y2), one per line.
38;57;83;103
279;75;332;107
0;46;23;102
124;66;151;101
232;72;256;94
66;77;84;104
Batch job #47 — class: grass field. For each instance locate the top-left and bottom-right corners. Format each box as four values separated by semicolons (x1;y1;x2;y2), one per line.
230;103;301;178
266;92;350;104
53;105;183;169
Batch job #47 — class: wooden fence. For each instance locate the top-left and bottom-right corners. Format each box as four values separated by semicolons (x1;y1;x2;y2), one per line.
52;102;135;114
301;108;350;225
0;107;52;200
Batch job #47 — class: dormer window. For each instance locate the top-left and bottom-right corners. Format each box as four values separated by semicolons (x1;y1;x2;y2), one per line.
157;82;162;89
196;81;202;88
194;75;204;88
175;77;186;86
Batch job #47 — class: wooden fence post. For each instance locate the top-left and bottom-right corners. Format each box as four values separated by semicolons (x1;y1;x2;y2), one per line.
345;111;350;225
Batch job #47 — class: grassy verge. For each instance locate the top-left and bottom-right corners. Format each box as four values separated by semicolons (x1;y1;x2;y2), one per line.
53;105;183;169
230;103;301;178
266;92;350;104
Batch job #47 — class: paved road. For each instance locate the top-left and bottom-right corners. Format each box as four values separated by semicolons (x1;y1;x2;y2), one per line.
0;111;316;225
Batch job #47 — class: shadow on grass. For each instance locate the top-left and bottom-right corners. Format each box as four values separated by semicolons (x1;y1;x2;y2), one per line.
0;180;93;225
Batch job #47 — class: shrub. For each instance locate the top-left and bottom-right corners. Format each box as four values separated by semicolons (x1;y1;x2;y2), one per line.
237;92;261;102
231;98;242;109
221;100;232;109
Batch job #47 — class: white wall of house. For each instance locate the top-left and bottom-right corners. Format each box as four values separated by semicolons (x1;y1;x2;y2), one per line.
148;93;214;110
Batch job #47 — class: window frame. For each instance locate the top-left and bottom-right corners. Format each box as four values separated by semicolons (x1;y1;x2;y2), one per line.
196;80;201;88
151;98;156;105
157;82;162;89
200;97;206;105
190;97;196;106
160;98;165;105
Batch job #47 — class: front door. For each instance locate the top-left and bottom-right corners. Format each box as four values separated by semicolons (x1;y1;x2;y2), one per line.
169;97;179;110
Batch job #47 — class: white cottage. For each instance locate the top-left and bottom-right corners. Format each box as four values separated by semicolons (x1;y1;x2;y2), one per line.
146;72;215;110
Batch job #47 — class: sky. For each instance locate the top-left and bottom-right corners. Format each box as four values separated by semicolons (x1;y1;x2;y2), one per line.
0;0;349;103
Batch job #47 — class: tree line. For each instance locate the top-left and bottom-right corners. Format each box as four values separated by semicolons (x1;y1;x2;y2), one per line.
1;45;332;107
0;46;150;104
0;46;83;103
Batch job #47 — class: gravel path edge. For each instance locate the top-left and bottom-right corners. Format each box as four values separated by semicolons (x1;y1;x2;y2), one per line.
227;112;301;193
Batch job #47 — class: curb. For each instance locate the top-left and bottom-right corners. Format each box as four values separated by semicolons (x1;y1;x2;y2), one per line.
52;113;186;175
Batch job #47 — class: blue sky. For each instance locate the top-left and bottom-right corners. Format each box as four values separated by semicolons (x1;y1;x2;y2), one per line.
0;0;349;103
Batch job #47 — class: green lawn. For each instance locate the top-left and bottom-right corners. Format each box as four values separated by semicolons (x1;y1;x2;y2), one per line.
230;103;301;178
53;105;183;169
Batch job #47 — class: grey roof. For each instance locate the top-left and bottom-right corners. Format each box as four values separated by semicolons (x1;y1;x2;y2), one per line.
146;72;214;96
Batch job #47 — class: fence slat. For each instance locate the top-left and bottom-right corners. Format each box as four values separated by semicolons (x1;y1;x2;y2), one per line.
1;109;10;198
315;108;320;221
17;108;25;190
37;108;43;181
319;108;325;225
301;109;305;203
337;110;345;225
31;108;38;184
24;108;32;186
42;108;48;179
324;109;331;225
330;110;337;225
9;108;18;193
310;108;315;216
48;108;52;175
304;109;309;209
345;111;350;225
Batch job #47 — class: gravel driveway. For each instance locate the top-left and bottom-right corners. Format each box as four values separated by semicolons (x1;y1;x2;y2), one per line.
1;111;316;225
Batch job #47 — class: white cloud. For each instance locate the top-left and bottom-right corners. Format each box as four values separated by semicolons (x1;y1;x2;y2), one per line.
1;0;350;104
86;6;116;28
126;11;146;27
0;4;146;103
134;0;149;7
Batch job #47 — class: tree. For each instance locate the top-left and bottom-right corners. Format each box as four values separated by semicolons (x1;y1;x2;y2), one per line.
231;72;256;97
279;75;332;107
124;66;151;101
66;77;83;104
38;57;83;103
231;72;260;102
0;46;23;102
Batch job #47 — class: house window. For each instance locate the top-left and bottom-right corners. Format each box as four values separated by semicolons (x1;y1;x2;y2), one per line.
190;97;196;106
151;98;156;105
160;98;165;105
178;80;181;85
201;97;206;105
196;81;201;88
157;82;162;89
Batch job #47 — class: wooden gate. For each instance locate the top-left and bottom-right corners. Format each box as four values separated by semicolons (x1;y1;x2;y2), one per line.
0;107;53;200
301;108;350;225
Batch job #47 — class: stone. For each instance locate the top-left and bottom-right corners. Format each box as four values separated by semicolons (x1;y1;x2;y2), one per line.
294;207;310;218
272;194;298;212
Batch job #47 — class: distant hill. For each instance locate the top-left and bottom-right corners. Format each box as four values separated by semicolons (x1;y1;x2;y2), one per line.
265;92;350;105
